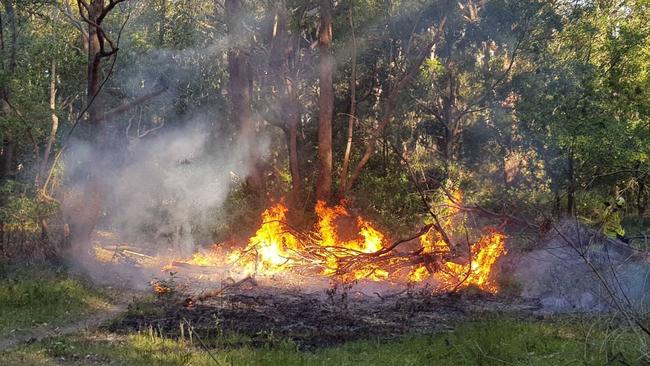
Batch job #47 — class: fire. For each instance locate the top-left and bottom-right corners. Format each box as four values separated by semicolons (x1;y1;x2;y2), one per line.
166;193;508;294
230;203;300;275
315;201;384;253
152;281;172;295
434;228;506;293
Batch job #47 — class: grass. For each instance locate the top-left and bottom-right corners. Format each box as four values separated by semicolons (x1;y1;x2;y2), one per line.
0;264;110;337
0;266;647;365
1;316;647;365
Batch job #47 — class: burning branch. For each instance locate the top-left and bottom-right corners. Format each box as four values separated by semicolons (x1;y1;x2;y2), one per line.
170;198;507;294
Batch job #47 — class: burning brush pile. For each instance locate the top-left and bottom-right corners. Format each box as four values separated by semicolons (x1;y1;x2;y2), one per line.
162;191;507;294
106;192;522;349
96;191;648;349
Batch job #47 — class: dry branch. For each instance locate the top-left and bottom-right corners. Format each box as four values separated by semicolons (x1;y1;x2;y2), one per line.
195;276;257;302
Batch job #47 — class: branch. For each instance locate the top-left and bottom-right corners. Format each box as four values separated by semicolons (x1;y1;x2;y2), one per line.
97;0;128;24
42;11;130;194
344;16;447;192
378;137;455;249
552;223;650;337
97;85;169;123
60;2;88;38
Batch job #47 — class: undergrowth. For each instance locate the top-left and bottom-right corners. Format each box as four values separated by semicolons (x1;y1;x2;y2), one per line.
0;264;110;337
1;315;647;365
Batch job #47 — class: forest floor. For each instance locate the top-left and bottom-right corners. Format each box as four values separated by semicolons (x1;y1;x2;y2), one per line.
0;264;646;365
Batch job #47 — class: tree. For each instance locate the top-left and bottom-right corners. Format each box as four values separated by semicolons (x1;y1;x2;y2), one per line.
261;1;303;202
511;0;650;217
77;0;124;130
0;0;17;182
338;2;447;194
225;0;263;190
316;0;334;201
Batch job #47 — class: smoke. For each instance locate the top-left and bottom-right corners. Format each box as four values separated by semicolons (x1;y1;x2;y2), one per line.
514;220;650;313
67;118;266;248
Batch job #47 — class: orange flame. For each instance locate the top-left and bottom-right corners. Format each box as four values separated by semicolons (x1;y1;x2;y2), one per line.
440;228;506;293
171;193;507;293
230;202;300;276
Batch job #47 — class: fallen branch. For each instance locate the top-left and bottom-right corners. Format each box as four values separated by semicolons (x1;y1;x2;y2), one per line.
195;276;257;302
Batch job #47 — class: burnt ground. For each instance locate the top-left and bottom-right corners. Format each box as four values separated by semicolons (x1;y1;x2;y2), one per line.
108;281;541;350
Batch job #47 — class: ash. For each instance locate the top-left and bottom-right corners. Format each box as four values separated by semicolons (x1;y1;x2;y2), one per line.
515;220;650;313
109;276;539;350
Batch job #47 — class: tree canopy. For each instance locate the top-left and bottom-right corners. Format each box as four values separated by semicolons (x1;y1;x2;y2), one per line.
1;0;649;253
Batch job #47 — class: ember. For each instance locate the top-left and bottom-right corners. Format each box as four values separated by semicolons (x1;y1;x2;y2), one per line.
152;281;172;295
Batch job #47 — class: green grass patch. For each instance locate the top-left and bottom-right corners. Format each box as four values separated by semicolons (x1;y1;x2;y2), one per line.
2;315;647;365
0;264;110;337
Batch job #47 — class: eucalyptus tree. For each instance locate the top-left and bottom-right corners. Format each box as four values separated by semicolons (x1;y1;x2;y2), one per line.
513;0;650;216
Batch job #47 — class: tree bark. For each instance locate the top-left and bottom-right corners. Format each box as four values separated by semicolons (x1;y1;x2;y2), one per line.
265;2;302;202
315;0;334;202
69;0;106;251
338;6;356;197
67;0;126;251
225;0;263;190
2;0;16;73
0;140;14;181
637;178;646;216
287;116;301;201
38;60;59;185
159;0;166;46
86;0;105;127
0;0;17;182
285;75;301;201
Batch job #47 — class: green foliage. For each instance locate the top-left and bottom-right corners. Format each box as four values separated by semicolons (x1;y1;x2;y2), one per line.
211;184;267;243
1;0;650;258
511;0;650;218
352;162;423;235
0;181;57;233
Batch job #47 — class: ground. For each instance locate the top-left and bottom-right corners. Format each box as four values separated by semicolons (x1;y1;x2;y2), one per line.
0;265;646;365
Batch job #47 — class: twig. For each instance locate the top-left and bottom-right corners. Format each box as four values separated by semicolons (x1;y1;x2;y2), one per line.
181;318;222;366
552;223;650;337
196;276;256;302
449;225;473;293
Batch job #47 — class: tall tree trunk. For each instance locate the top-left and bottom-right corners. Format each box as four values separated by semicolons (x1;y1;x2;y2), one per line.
0;0;17;182
86;0;104;128
68;0;104;252
268;2;301;202
2;0;16;73
225;0;263;190
315;0;334;202
38;60;59;185
553;185;561;218
637;178;646;216
285;76;301;202
159;0;166;46
338;6;356;197
287;119;301;201
0;140;14;181
67;0;125;252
